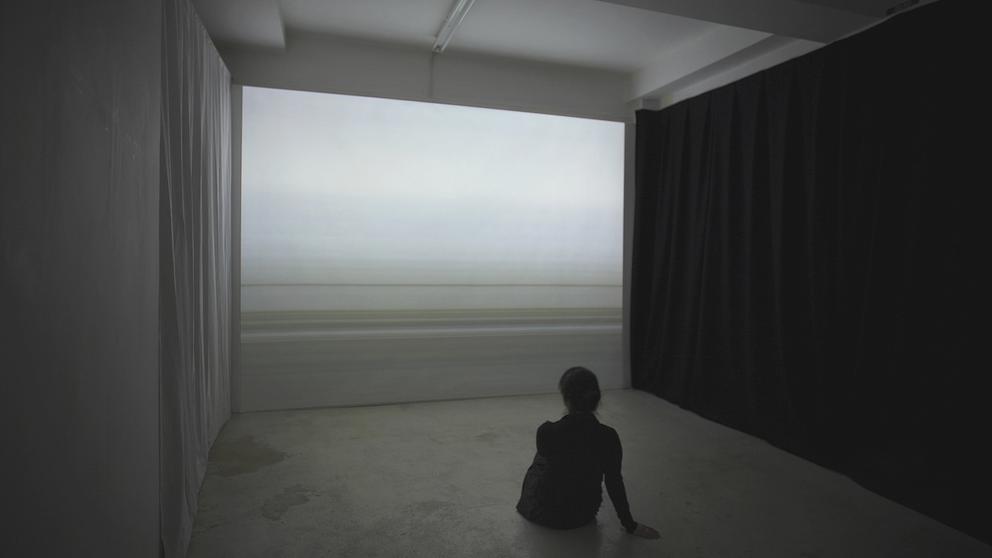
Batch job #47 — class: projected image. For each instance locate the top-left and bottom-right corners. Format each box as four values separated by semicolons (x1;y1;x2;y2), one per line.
242;86;623;312
240;86;625;410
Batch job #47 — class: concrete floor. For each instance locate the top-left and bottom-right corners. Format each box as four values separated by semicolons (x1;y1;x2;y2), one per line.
188;390;991;557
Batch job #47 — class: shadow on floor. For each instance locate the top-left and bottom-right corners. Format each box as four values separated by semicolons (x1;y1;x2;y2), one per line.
512;518;639;558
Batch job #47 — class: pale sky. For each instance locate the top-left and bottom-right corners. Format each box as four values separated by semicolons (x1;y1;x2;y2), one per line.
242;86;625;286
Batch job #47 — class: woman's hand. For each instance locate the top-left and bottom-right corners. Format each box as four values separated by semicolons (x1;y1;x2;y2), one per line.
632;523;660;539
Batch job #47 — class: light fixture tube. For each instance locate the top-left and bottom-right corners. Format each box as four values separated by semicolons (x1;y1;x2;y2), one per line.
432;0;477;53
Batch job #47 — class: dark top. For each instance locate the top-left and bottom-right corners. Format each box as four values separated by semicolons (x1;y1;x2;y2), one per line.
516;412;638;533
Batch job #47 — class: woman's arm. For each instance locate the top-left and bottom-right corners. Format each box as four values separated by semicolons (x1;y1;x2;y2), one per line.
603;428;638;533
603;428;660;539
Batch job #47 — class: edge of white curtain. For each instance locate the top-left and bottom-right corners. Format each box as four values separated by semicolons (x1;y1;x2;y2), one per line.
159;0;231;554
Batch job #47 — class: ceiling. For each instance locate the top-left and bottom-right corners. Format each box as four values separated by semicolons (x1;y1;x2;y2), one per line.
193;0;933;101
276;0;725;73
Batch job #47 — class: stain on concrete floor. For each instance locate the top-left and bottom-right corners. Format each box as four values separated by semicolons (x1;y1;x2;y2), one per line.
475;431;500;444
262;484;315;521
208;435;287;477
407;499;456;519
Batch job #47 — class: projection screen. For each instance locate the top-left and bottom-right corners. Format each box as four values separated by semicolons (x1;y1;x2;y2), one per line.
241;86;624;411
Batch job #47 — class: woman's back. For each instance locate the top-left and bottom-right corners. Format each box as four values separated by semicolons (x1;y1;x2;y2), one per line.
516;411;636;532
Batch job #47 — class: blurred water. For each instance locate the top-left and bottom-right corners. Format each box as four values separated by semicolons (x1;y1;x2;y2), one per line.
239;284;625;410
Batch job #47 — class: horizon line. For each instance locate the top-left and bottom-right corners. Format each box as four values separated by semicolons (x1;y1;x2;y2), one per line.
241;282;623;288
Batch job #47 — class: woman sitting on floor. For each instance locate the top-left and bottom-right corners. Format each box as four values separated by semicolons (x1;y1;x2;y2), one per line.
516;366;660;539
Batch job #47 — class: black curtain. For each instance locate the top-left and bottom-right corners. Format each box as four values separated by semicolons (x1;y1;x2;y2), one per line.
632;0;989;543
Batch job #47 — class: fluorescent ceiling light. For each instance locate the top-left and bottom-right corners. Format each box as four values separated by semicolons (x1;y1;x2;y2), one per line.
432;0;476;53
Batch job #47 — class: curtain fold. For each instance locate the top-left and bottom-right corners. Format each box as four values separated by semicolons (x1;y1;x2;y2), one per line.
159;0;231;554
632;0;988;543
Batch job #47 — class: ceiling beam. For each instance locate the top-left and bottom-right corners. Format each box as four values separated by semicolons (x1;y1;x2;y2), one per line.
629;26;771;101
596;0;880;42
193;0;285;49
648;36;824;107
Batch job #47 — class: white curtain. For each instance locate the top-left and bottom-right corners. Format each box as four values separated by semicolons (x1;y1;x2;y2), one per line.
240;87;624;411
159;0;231;555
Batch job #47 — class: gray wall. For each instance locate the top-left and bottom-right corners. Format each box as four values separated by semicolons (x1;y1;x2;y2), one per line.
1;1;161;555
